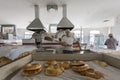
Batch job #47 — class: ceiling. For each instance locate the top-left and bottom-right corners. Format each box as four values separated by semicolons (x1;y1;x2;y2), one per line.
0;0;120;30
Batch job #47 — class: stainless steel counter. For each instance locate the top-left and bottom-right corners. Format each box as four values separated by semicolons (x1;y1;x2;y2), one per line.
33;50;103;61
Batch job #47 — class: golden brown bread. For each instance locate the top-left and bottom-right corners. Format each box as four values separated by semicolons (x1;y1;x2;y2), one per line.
45;64;63;76
22;63;42;76
15;50;36;60
45;68;62;76
22;68;42;76
22;63;42;70
59;61;71;69
84;70;103;79
72;64;90;72
85;68;94;73
70;61;85;66
44;60;57;67
0;56;12;64
71;61;103;79
15;52;30;60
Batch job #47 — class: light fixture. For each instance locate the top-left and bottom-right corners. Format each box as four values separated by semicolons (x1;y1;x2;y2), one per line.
47;5;58;11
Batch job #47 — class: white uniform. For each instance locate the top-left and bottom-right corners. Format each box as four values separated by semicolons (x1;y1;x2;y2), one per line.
62;35;74;51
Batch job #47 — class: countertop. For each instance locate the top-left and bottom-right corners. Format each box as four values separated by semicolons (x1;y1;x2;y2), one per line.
11;61;120;80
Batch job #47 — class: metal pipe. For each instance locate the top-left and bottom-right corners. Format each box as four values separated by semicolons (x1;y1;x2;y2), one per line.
62;4;67;17
34;5;39;18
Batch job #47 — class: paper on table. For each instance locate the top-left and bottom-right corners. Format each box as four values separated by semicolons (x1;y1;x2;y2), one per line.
5;46;36;60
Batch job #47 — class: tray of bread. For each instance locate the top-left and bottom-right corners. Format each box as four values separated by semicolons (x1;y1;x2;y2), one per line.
11;60;120;80
44;60;103;79
44;60;71;76
19;60;103;79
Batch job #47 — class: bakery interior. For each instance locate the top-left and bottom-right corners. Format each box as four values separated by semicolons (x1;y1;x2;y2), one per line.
0;0;120;80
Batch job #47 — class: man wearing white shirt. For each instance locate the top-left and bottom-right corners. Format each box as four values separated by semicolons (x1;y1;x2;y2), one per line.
61;29;75;54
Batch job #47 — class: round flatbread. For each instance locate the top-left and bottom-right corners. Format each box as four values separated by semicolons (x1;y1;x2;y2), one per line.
45;68;63;76
44;60;57;67
84;71;103;79
70;61;85;66
22;68;42;76
22;63;41;70
59;61;70;69
72;64;90;72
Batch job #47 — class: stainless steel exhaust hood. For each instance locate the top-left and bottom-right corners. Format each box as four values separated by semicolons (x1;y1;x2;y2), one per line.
27;5;45;31
57;4;74;30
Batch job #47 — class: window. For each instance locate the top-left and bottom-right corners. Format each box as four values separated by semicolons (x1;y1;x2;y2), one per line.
49;24;57;33
1;24;16;36
90;30;100;45
73;30;83;42
24;31;34;39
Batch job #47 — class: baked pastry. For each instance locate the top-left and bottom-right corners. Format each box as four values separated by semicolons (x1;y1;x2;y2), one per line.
22;63;42;76
85;67;94;73
59;61;71;69
70;61;85;66
72;64;90;72
15;52;30;60
45;64;63;76
44;60;57;67
0;56;12;64
22;68;42;76
84;70;103;79
79;68;94;76
22;63;42;70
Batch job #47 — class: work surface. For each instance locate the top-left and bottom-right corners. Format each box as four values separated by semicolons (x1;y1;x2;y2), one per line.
11;61;120;80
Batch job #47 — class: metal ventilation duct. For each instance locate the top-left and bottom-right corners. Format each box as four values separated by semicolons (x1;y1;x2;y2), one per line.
27;5;45;31
57;4;74;30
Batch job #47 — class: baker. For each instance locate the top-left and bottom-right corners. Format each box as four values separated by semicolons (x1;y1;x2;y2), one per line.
61;29;76;54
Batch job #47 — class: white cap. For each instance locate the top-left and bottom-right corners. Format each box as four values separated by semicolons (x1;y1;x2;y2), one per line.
65;29;70;33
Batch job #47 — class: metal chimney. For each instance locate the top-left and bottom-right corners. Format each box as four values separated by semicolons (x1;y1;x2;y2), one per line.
27;5;45;31
57;4;74;30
